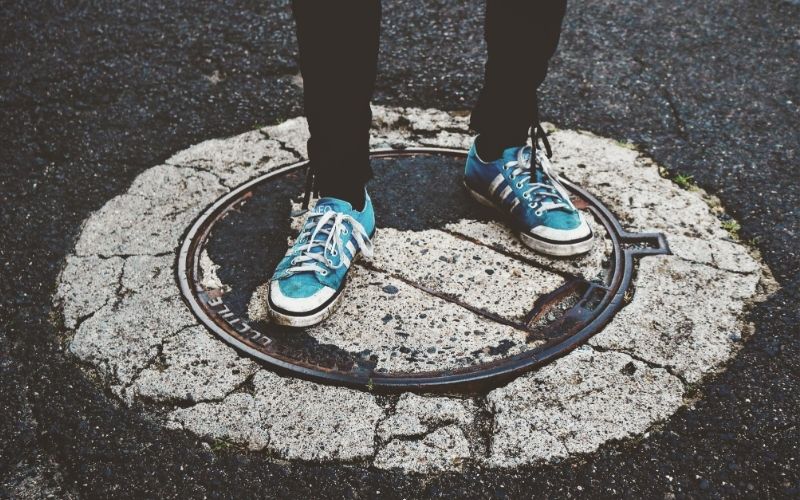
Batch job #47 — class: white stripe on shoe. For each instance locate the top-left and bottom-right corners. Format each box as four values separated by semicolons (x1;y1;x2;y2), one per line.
497;185;513;204
488;173;506;196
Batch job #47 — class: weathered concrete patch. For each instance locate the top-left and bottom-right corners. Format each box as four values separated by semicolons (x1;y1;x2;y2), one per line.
168;370;384;461
129;325;258;404
370;227;565;322
444;216;611;281
167;393;270;451
550;131;726;240
249;268;534;373
57;106;768;473
666;234;761;274
374;394;476;472
55;255;124;329
589;255;760;383
168;371;384;461
128;163;227;211
377;393;476;441
73;194;188;257
69;256;197;391
260;116;309;159
69;293;196;390
374;425;472;473
166;130;298;188
250;370;383;462
486;347;684;467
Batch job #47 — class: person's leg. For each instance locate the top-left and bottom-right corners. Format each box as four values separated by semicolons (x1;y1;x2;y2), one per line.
464;0;593;257
292;0;381;210
267;1;381;327
470;0;567;160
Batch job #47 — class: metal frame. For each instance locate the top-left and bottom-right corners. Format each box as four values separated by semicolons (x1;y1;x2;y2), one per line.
177;147;669;394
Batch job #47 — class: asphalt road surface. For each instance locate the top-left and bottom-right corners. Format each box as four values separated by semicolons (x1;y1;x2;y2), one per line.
1;0;798;497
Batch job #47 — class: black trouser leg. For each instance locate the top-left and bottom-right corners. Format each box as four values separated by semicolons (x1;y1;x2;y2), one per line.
291;0;381;208
470;0;568;160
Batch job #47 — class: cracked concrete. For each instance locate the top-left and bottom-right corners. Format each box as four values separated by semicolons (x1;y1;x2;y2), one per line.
55;255;124;329
169;370;383;462
166;392;271;452
250;268;535;373
374;425;472;473
129;325;258;404
166;129;299;188
486;347;684;467
589;254;760;383
374;394;476;472
55;107;767;472
369;227;565;322
443;216;611;281
377;393;476;442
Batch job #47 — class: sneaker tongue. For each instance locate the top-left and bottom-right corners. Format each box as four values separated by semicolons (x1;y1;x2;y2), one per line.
300;197;351;258
495;146;575;217
314;197;353;214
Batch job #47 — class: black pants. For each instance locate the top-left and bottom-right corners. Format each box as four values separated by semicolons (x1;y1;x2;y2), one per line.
292;0;567;201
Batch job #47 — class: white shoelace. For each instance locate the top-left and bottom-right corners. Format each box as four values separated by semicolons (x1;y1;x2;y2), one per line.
503;147;573;216
285;209;373;277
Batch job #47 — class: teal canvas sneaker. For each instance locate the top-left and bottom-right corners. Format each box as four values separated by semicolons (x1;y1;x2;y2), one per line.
464;141;593;256
268;192;375;327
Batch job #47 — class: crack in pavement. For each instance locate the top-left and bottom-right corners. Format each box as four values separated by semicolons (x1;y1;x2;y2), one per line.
589;343;690;387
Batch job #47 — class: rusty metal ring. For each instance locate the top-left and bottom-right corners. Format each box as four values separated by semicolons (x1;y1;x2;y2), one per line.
177;147;669;394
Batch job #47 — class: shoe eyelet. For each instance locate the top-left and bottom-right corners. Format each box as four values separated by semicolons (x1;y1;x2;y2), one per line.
535;209;544;216
319;270;328;276
523;193;531;200
331;249;338;256
516;182;524;189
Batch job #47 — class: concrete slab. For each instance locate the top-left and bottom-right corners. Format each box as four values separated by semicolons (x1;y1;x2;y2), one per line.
377;393;476;442
374;425;472;473
166;130;299;188
370;227;565;322
251;370;384;462
487;347;684;467
55;255;123;329
589;255;760;383
443;216;611;281
56;107;768;473
249;268;534;373
130;325;258;404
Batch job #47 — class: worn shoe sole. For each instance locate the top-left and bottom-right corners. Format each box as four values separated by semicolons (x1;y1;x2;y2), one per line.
464;182;594;257
268;284;345;327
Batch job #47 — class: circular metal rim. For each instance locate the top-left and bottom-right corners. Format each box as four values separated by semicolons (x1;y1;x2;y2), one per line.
177;147;669;394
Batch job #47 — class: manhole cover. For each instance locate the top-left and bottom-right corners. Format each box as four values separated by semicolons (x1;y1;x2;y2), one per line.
179;147;669;393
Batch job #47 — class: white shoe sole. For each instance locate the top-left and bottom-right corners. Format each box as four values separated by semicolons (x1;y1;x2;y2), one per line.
464;182;594;257
268;288;345;327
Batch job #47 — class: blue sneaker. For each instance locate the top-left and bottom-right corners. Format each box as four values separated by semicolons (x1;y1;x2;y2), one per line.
464;142;593;256
268;192;375;327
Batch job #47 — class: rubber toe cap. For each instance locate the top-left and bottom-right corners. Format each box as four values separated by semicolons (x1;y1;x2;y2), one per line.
269;280;336;314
